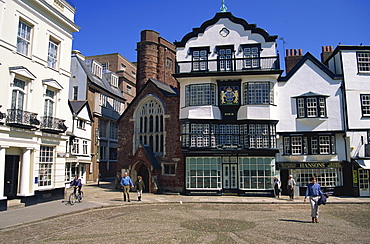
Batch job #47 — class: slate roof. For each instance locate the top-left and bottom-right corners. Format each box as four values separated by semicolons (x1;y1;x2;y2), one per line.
142;145;161;170
75;56;126;101
149;78;178;97
279;52;343;82
68;100;93;121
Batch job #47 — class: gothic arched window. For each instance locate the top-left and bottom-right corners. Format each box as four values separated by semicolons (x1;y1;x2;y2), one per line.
136;98;164;156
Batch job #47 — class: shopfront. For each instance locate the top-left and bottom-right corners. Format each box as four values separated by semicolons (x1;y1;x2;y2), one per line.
185;156;277;196
277;161;345;196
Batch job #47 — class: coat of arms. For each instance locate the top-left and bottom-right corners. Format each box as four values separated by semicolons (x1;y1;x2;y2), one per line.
220;86;239;105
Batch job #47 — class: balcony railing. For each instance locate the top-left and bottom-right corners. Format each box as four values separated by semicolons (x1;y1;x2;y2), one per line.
6;109;40;129
176;56;280;74
40;116;67;133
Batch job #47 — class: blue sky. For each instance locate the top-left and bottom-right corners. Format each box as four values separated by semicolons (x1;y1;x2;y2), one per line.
72;0;370;63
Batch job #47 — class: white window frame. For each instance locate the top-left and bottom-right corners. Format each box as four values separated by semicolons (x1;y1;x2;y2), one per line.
17;20;32;56
186;157;221;190
361;94;370;116
48;38;59;69
357;52;370;72
294;168;343;187
38;146;54;187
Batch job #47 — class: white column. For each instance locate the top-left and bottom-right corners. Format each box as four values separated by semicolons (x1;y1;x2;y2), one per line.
0;147;7;199
19;148;32;196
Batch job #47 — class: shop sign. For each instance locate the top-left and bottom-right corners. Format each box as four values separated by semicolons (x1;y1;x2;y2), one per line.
353;169;358;186
277;162;343;169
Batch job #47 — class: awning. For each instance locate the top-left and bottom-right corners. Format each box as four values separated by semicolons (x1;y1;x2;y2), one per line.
355;159;370;170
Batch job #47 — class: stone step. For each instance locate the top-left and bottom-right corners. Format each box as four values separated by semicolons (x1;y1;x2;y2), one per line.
7;199;25;210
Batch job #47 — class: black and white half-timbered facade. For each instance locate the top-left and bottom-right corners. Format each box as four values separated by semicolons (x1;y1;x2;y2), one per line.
174;12;282;195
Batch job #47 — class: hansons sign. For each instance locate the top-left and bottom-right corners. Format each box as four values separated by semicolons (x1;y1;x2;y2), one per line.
277;162;343;169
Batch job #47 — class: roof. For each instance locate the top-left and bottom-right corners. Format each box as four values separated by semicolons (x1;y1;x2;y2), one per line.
175;12;277;47
75;56;126;101
142;145;161;170
324;45;370;65
68;100;93;121
292;91;330;98
149;78;178;97
279;52;343;82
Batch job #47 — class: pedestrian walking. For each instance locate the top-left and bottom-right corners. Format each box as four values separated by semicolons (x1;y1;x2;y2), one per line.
304;176;323;223
120;172;134;202
135;176;145;201
273;176;281;198
287;175;296;200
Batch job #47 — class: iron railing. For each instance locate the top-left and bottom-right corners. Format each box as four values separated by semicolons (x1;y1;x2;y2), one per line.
176;56;280;74
40;116;67;132
6;109;40;128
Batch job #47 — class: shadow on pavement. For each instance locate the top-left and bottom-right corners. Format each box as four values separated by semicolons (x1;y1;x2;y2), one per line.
279;219;311;224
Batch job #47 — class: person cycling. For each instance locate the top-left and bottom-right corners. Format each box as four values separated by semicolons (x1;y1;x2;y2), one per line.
70;175;82;197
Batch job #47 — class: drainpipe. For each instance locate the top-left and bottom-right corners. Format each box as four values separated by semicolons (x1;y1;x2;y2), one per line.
339;51;349;163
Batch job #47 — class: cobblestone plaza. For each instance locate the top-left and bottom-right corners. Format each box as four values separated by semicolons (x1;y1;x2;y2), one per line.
1;203;369;243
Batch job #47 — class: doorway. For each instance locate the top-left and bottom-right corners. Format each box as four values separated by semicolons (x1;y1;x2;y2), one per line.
222;156;238;192
358;168;370;197
136;164;150;192
4;155;20;197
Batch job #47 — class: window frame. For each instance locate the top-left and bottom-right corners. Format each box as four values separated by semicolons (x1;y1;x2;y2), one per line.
357;52;370;73
38;146;54;187
182;122;277;149
185;83;216;106
241;44;261;69
47;37;59;69
163;163;176;176
216;45;234;71
191;47;209;72
296;96;328;118
283;134;336;155
243;81;274;105
360;94;370;116
17;19;32;56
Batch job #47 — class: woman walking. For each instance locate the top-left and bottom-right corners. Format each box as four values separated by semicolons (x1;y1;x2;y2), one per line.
304;176;323;223
135;176;145;201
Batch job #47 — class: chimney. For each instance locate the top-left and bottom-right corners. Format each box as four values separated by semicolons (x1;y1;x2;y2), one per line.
285;49;303;74
321;46;334;63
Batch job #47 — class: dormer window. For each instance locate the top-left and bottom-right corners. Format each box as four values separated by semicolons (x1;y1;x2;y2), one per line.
111;75;118;87
241;44;261;69
91;61;102;79
217;45;234;71
294;92;328;118
191;47;209;71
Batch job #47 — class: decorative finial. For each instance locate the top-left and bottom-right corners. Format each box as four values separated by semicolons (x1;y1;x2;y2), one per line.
220;0;227;12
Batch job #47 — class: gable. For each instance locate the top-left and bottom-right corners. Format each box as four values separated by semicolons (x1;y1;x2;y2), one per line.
175;12;277;48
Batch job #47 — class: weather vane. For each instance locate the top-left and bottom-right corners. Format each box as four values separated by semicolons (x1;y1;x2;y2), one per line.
220;0;227;12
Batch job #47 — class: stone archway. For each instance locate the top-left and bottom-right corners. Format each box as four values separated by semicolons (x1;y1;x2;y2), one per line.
133;161;150;193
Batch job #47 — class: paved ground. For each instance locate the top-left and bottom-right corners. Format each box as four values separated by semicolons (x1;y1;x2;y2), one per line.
1;181;370;243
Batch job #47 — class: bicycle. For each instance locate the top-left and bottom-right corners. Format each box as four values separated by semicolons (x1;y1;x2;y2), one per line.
69;188;84;205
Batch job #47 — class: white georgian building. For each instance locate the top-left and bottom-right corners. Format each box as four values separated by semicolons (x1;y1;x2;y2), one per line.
0;0;79;209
